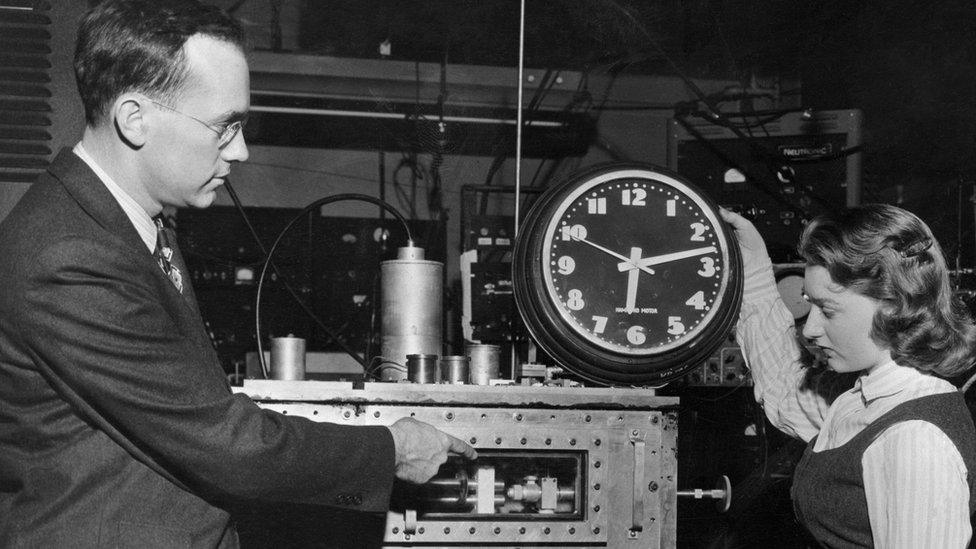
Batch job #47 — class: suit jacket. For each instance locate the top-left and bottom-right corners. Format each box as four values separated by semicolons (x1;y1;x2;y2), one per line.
0;149;395;548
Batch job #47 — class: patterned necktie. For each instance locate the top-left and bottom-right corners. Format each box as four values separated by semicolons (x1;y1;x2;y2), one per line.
154;217;184;294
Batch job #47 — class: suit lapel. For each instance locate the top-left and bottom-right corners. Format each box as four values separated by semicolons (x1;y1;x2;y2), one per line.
48;149;202;315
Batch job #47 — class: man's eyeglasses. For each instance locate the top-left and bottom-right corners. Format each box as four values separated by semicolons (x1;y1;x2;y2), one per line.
146;98;246;149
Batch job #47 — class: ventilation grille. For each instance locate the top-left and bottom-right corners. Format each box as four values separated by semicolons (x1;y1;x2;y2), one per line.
0;0;52;184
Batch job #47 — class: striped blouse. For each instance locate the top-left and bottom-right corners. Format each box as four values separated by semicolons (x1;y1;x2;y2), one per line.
736;260;971;548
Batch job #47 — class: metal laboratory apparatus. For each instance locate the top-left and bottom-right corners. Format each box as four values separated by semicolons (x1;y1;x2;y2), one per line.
240;163;742;548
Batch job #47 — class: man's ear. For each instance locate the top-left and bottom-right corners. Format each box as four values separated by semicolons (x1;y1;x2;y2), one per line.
112;95;148;149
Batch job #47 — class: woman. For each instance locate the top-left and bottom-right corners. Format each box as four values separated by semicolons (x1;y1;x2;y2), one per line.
720;203;976;548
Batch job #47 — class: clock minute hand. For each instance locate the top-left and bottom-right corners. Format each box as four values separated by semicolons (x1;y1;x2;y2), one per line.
616;246;717;272
573;235;655;275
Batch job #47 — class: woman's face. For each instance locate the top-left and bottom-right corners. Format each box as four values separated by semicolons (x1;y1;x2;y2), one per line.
801;265;892;374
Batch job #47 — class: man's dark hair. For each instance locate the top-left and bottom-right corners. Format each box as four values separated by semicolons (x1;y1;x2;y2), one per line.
74;0;245;126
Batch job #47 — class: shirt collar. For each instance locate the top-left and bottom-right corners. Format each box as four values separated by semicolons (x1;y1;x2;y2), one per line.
73;142;157;252
853;359;920;403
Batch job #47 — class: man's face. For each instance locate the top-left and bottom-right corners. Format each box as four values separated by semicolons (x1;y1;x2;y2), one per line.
801;265;891;374
141;34;250;210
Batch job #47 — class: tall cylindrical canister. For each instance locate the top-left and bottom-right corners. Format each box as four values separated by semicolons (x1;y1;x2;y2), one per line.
439;355;469;384
380;246;443;381
466;343;500;385
270;335;306;380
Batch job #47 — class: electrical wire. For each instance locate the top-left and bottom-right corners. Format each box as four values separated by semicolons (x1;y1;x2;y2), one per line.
254;193;414;379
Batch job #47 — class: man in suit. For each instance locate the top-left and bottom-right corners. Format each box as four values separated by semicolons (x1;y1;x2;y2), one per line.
0;1;475;547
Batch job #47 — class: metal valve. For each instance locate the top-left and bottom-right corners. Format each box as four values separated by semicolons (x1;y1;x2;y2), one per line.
677;474;732;513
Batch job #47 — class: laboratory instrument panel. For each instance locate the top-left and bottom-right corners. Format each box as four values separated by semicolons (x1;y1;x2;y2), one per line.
239;381;678;548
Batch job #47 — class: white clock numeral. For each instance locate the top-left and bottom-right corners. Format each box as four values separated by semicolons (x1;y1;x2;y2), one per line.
566;289;585;311
668;316;686;335
587;197;607;214
561;224;588;241
697;256;716;277
626;325;647;345
666;199;677;217
689;222;707;242
591;315;608;334
685;290;707;310
621;188;647;206
557;255;576;275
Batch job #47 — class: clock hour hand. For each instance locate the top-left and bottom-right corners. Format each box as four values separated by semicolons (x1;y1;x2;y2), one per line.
616;246;718;272
572;235;656;275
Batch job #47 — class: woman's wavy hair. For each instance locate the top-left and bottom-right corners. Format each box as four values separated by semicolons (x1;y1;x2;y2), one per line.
74;0;245;127
798;203;976;377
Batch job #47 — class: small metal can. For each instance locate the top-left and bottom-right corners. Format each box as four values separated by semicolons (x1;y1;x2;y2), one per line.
407;353;439;384
270;336;306;380
466;344;500;385
439;355;469;384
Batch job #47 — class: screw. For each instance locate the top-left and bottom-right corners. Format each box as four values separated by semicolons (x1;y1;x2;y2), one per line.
632;429;639;436
495;437;502;444
545;438;552;445
515;413;523;421
520;437;527;445
648;481;658;492
569;438;577;446
594;461;601;468
418;527;425;534
494;527;501;534
594;438;601;446
593;527;601;534
470;437;478;445
594;483;601;490
651;416;659;424
629;530;638;538
584;414;592;422
373;411;380;418
569;527;576;534
446;412;455;420
519;527;526;534
343;411;351;418
593;505;601;512
544;527;551;535
443;527;451;534
469;527;476;534
392;527;399;534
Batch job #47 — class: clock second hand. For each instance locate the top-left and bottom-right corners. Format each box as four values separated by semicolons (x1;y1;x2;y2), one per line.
572;235;656;276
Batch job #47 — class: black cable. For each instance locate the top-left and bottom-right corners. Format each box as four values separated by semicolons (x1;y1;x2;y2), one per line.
225;179;352;354
255;194;413;379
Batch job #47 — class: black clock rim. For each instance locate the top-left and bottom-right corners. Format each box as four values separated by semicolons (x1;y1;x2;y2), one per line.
513;161;743;386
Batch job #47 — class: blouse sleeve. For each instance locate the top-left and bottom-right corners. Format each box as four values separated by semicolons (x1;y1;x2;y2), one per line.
735;260;847;442
863;420;971;548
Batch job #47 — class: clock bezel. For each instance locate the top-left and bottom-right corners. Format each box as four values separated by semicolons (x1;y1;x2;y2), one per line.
513;162;743;386
540;168;733;355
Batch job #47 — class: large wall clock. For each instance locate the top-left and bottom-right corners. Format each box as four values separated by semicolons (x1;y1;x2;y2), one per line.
513;163;743;386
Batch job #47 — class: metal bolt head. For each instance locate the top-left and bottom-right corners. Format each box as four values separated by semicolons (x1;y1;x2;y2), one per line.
446;412;455;420
443;527;451;534
648;481;659;492
594;438;601;446
494;527;501;534
593;527;601;534
469;437;477;445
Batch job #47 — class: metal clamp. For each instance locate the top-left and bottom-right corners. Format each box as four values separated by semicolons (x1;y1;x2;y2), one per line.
629;429;646;537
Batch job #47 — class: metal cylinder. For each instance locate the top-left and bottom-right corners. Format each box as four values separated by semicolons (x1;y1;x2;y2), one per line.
269;336;305;380
380;246;443;381
407;354;439;384
466;344;500;385
439;355;469;384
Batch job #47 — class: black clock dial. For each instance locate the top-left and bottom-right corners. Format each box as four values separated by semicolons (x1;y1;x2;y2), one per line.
514;163;742;385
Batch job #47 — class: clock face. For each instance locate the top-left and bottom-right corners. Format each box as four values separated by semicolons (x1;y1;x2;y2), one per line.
541;169;730;354
513;163;742;385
